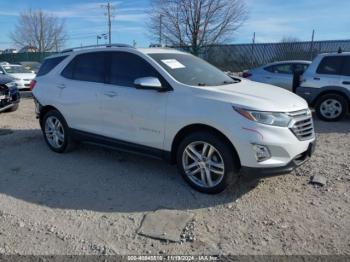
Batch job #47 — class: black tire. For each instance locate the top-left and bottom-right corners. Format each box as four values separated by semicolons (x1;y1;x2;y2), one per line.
315;94;348;122
176;131;239;194
5;103;19;112
42;110;76;153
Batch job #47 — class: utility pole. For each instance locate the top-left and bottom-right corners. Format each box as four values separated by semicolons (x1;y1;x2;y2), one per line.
102;2;114;44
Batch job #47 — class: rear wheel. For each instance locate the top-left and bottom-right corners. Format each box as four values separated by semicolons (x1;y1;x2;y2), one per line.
177;131;239;194
315;94;348;121
42;110;76;153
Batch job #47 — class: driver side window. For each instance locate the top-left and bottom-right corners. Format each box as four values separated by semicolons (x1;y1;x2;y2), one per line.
109;52;159;87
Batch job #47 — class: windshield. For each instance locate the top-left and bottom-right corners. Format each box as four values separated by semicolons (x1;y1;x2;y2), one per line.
2;65;32;74
149;53;237;86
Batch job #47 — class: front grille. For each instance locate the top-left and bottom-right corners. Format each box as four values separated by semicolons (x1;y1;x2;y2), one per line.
288;109;315;141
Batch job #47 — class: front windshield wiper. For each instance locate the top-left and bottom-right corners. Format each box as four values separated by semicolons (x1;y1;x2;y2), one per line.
222;78;241;85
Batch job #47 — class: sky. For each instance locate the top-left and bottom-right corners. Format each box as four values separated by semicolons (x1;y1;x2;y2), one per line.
0;0;349;50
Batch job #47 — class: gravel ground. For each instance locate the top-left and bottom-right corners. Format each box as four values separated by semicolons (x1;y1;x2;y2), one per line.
0;97;349;255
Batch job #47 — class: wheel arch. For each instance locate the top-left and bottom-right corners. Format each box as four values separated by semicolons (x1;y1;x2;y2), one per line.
312;87;350;111
170;124;241;168
39;105;60;128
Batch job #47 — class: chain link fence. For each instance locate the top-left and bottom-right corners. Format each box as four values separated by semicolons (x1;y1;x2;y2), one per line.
0;52;57;64
198;39;350;72
1;39;350;73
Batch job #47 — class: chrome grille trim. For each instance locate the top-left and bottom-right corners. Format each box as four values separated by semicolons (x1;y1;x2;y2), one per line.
288;109;315;141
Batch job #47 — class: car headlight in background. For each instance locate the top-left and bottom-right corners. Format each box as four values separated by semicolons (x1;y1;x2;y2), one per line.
234;107;292;127
5;81;17;88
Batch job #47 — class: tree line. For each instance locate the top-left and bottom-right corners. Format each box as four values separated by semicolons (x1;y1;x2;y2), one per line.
11;0;248;54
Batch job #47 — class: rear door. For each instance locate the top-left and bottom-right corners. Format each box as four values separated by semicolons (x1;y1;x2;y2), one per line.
340;56;350;91
59;52;106;133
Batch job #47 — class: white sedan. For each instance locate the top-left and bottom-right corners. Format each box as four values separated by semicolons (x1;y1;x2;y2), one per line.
0;63;36;90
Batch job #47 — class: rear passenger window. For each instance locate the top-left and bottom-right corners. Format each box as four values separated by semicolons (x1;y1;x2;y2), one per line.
294;63;309;73
62;52;106;83
37;56;67;76
109;52;158;87
316;56;343;75
341;56;350;76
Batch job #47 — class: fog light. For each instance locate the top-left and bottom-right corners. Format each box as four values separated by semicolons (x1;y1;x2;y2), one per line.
252;144;271;162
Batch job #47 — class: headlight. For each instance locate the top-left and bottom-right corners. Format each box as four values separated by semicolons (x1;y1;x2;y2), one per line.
5;81;16;88
234;107;292;127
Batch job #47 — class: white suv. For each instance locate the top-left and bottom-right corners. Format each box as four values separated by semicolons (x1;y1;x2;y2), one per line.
32;44;316;194
297;52;350;121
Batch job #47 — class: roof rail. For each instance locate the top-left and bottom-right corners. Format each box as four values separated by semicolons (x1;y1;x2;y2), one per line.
61;43;134;53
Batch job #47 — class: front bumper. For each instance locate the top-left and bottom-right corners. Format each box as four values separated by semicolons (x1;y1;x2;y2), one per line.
0;89;20;112
241;141;316;178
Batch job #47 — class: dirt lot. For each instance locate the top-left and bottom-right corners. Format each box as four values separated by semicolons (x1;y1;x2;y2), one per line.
0;97;349;255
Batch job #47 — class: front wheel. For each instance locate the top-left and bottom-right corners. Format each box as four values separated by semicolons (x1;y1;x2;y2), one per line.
177;131;239;194
315;94;348;122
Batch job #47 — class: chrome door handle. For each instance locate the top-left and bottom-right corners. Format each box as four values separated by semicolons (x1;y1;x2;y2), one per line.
342;81;350;85
103;91;118;97
56;84;66;89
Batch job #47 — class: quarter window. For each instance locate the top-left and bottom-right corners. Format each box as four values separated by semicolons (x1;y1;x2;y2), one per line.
316;56;343;75
37;56;68;76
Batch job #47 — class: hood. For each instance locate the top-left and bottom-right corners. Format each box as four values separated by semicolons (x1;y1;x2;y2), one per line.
8;73;36;80
200;79;308;112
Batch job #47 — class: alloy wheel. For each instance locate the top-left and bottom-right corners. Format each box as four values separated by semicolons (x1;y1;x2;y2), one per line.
182;141;225;188
44;116;65;149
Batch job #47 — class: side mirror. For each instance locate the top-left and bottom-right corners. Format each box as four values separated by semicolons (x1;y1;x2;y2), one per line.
134;77;163;91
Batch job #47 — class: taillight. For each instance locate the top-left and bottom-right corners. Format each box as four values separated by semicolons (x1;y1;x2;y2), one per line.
29;80;36;91
242;71;252;78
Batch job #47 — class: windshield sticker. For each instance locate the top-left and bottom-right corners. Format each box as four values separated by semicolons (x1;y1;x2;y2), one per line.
161;59;186;69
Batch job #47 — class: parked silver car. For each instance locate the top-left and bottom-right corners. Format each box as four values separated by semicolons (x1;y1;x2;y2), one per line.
243;60;311;91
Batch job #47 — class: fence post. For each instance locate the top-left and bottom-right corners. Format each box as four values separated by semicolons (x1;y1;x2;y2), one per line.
250;32;256;67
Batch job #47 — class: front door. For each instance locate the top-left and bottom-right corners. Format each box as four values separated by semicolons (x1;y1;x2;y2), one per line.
99;51;168;150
